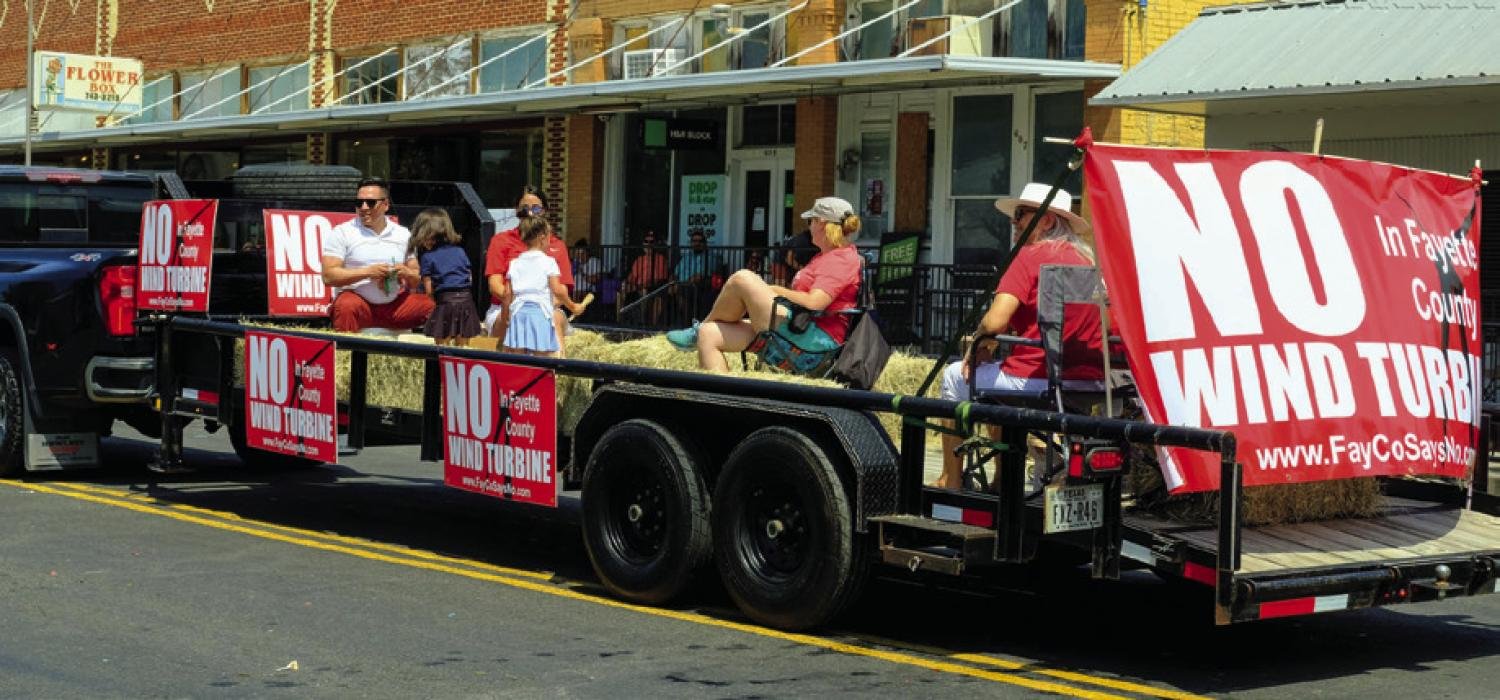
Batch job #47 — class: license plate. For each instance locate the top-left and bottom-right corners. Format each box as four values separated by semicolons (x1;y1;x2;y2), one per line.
1044;483;1104;534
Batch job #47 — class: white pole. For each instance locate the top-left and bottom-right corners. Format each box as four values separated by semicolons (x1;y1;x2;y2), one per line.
25;0;35;166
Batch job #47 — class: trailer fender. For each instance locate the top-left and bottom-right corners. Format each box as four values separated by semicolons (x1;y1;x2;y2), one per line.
570;383;899;532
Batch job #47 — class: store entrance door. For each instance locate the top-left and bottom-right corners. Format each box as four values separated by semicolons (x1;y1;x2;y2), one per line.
733;154;795;250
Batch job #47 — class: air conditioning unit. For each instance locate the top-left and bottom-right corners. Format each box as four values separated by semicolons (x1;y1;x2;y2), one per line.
906;15;993;57
623;49;688;79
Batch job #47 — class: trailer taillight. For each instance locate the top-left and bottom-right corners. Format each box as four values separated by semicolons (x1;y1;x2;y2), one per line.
99;264;137;336
1068;441;1124;479
1088;448;1124;471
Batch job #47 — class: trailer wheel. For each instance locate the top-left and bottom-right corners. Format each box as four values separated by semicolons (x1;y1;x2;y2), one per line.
713;426;862;630
0;351;24;477
228;419;324;470
582;419;712;605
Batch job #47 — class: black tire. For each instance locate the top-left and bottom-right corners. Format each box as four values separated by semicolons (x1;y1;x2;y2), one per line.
228;419;324;470
231;164;363;199
581;419;712;605
712;426;865;630
0;351;24;477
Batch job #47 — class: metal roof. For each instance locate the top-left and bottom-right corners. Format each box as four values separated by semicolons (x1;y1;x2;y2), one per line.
2;55;1119;154
1092;0;1500;114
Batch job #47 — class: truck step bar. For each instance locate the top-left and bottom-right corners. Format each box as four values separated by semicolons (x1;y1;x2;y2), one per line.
872;514;996;575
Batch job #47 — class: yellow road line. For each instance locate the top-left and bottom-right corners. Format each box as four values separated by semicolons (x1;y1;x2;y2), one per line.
954;653;1212;700
6;480;1138;699
47;481;554;582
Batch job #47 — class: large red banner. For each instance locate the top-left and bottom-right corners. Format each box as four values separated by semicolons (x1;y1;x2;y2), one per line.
440;357;558;507
263;209;349;316
137;199;217;312
1084;145;1482;493
243;330;338;463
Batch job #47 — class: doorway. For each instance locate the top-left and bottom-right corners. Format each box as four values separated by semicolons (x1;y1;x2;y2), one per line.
732;153;795;250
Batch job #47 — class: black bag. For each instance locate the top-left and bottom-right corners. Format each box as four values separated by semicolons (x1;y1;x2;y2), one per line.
830;311;891;390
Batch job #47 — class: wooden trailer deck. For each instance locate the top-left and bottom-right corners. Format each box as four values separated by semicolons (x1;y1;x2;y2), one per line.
1128;497;1500;575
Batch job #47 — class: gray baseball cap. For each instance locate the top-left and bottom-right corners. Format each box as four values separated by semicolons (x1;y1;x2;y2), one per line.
800;196;855;222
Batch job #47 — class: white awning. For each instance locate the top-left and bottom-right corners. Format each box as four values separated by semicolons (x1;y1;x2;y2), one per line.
3;55;1119;153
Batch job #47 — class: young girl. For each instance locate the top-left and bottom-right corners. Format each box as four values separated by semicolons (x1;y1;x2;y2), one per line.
504;217;585;355
409;209;481;346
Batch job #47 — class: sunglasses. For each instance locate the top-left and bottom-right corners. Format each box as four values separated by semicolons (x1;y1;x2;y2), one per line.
1013;206;1039;218
522;204;546;215
356;198;386;209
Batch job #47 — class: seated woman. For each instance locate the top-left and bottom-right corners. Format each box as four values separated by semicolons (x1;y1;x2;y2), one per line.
665;197;862;372
934;183;1104;490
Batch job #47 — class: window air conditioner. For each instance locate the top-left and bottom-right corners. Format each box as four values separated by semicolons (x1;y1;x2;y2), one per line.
623;49;688;79
905;15;993;57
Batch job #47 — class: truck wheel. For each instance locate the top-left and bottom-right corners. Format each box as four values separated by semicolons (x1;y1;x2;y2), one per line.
712;426;863;631
581;419;712;605
228;420;324;470
0;352;23;477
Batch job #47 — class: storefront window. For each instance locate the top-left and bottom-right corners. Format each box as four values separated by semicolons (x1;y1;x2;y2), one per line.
480;34;548;92
859;132;892;241
242;141;308;166
739;104;796;147
477;128;544;208
951;93;1012;264
177;150;240;180
624;113;675;243
336;135;475;183
115;150;177;172
337;137;392;179
248;64;309;114
121;77;174;124
342;53;400;105
1032;90;1083;192
405;40;473;100
179;68;243;119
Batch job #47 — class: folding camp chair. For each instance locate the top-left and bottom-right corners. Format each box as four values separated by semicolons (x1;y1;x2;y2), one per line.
741;295;864;379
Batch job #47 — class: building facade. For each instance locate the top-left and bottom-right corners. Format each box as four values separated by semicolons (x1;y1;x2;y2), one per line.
0;0;1216;264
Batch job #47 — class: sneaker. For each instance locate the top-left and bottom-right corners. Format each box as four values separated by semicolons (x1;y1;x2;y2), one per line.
665;322;700;350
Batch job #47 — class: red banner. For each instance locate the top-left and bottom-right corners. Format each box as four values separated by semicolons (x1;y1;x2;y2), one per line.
263;209;349;316
137;199;216;312
440;356;558;507
243;330;338;463
1084;145;1482;493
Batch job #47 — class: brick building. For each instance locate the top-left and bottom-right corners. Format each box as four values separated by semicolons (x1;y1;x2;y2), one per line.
0;0;1217;266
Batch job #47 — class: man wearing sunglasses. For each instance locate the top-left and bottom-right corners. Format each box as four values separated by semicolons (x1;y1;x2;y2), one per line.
321;177;435;332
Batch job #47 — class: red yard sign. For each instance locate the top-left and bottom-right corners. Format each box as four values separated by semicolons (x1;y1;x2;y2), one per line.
243;330;338;463
263;209;349;316
1084;144;1483;493
440;356;558;507
137;199;217;312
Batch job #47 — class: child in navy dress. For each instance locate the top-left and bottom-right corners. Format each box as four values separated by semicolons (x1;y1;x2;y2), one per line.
504;217;585;355
409;208;481;346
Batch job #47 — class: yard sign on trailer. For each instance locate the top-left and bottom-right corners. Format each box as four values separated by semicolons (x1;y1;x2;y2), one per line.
243;330;338;463
263;209;345;316
137;199;217;312
1084;144;1483;493
440;357;558;507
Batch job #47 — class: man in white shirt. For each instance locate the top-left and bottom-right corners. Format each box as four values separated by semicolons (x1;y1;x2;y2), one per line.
320;177;435;332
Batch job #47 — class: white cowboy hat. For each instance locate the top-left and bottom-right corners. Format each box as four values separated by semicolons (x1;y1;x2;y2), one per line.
994;183;1091;235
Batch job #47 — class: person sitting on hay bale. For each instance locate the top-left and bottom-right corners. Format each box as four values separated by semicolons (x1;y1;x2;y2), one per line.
934;183;1105;490
665;196;863;373
321;177;436;333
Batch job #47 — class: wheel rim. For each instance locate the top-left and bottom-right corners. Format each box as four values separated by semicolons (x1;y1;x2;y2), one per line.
603;460;670;564
737;479;808;582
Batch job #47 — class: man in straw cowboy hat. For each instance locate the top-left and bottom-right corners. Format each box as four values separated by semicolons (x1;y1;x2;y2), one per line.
933;182;1105;490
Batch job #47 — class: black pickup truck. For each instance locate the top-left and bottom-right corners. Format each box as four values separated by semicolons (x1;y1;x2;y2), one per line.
0;164;495;476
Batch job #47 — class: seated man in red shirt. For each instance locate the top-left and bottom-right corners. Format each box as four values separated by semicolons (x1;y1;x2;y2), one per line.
665;196;862;373
934;183;1104;490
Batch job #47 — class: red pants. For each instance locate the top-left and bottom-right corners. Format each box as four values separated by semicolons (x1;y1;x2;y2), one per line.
330;290;435;333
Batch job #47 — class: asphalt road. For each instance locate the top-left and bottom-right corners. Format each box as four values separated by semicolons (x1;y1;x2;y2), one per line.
2;425;1498;698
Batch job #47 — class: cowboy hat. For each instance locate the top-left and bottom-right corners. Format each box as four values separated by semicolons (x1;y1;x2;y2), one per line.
993;182;1091;235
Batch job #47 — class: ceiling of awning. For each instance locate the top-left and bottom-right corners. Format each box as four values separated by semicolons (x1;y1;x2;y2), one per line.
2;55;1119;154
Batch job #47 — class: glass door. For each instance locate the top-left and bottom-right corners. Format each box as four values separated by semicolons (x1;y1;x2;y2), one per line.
734;156;795;250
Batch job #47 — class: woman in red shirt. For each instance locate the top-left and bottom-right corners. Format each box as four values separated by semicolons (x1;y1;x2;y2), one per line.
483;186;575;347
934;183;1103;489
666;197;862;372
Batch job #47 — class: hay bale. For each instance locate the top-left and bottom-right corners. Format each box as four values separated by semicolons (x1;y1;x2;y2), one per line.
1126;452;1385;525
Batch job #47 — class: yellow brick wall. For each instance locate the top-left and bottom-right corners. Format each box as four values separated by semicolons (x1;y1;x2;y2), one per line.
1085;0;1223;148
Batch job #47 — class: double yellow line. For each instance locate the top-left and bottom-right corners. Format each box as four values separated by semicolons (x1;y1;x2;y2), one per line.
4;479;1206;700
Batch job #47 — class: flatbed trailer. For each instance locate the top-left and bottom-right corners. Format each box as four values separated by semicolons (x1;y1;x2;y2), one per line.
146;315;1500;630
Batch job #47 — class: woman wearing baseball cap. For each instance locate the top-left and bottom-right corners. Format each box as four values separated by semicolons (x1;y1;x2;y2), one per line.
666;196;863;372
935;183;1104;490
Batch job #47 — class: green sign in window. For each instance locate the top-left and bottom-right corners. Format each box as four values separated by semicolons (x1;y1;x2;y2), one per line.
643;119;667;148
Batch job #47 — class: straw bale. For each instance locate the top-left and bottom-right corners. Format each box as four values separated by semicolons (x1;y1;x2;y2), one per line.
1126;451;1385;526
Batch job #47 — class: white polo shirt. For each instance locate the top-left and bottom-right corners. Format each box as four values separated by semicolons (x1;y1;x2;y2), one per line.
322;217;413;304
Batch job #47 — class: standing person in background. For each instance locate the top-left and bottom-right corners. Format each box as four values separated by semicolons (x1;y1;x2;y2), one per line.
408;208;481;346
483;185;573;344
321;177;435;332
622;230;668;326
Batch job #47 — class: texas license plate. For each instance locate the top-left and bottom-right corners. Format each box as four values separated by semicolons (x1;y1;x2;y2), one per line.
1044;483;1104;533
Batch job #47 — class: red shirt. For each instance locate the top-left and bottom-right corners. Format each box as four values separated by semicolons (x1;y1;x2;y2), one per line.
995;240;1103;380
484;228;572;303
792;245;862;344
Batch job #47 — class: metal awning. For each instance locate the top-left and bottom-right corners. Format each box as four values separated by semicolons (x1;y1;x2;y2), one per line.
3;55;1119;153
1091;0;1500;116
